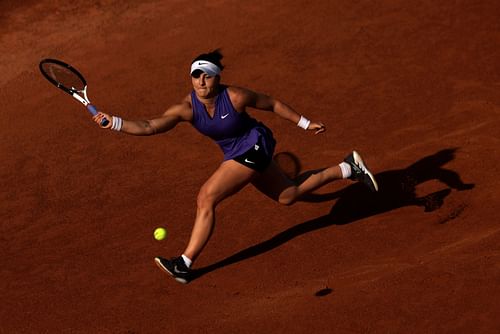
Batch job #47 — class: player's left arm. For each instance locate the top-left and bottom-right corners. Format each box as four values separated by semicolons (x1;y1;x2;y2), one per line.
229;86;325;134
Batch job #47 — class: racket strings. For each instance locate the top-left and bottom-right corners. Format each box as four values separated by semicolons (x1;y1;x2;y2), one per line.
41;63;85;91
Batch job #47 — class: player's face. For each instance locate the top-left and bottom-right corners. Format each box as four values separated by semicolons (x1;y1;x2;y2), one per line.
191;72;220;99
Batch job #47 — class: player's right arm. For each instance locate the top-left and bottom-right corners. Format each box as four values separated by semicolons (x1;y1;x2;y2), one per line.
93;96;193;136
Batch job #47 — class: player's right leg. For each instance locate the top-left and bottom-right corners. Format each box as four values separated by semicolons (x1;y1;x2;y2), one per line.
184;159;257;260
156;159;257;283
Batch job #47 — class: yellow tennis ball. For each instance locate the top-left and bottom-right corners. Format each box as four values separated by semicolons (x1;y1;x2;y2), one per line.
154;227;167;241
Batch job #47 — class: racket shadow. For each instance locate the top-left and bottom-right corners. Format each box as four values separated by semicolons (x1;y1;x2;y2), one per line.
191;148;474;281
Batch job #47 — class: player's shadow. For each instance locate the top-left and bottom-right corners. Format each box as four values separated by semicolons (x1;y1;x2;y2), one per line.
192;148;474;280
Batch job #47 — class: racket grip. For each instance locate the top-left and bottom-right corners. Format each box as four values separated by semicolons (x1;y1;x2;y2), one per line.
87;104;109;127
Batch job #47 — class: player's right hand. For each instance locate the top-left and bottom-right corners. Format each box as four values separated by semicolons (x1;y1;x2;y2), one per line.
93;112;112;129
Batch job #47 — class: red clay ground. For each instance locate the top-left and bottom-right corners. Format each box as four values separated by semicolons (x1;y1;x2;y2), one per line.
1;1;500;333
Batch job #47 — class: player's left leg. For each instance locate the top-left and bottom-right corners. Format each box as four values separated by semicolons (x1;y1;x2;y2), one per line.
252;160;343;205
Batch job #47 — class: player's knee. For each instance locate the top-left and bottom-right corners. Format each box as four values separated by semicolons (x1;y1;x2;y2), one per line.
278;187;298;206
197;187;217;209
278;197;295;206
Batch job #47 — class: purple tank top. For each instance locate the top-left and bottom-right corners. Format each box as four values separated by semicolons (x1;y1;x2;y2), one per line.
191;86;275;160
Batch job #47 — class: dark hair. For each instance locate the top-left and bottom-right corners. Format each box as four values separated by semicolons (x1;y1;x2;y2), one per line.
192;49;225;70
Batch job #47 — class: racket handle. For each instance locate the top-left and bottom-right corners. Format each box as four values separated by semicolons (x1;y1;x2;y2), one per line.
87;104;109;127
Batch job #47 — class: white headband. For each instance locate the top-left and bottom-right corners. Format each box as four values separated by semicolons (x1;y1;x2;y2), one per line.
190;60;221;76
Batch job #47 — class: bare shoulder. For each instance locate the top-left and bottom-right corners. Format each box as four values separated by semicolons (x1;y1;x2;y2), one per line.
162;94;193;121
182;93;192;106
227;85;254;99
227;86;256;111
227;85;274;111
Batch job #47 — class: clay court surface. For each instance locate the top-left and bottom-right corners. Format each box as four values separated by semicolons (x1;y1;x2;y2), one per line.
1;0;500;332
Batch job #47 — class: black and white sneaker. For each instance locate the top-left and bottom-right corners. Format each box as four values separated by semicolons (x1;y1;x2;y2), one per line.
155;256;191;284
344;151;379;192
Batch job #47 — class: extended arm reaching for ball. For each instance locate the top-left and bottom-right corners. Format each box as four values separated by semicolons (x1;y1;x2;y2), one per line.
93;99;193;136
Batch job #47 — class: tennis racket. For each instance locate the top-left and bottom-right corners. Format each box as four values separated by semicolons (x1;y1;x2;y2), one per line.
39;58;109;127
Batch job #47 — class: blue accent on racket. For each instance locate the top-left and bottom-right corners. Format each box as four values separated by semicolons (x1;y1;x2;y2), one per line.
87;104;109;126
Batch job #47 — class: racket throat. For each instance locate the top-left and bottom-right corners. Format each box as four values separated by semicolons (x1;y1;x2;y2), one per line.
72;91;90;106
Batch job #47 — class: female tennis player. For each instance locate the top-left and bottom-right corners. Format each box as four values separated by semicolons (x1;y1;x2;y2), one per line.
93;50;378;284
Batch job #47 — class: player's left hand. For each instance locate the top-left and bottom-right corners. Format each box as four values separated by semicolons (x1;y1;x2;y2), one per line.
309;121;326;134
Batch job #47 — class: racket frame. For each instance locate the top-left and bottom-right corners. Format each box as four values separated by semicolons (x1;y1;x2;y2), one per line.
39;58;107;124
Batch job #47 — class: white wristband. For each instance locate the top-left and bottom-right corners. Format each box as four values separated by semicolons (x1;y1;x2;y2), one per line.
297;116;311;130
111;116;123;131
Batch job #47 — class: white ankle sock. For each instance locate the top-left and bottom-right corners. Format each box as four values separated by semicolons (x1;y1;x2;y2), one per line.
181;254;192;268
339;162;352;179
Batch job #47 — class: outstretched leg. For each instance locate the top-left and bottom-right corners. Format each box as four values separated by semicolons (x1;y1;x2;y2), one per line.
253;151;378;205
252;160;344;205
156;160;257;283
183;160;258;261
